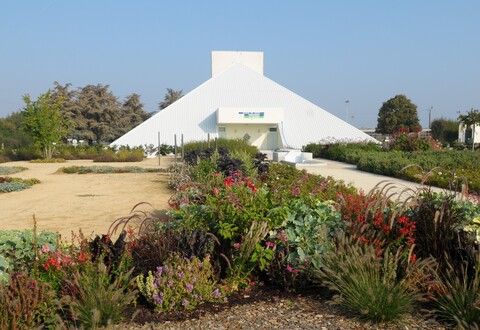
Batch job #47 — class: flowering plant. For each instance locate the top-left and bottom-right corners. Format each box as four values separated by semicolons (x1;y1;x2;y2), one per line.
463;217;480;244
136;254;225;312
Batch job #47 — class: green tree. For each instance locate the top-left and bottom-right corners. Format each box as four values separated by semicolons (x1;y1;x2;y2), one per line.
21;91;71;159
430;117;459;145
458;108;480;151
376;95;420;134
159;88;183;110
50;83;151;144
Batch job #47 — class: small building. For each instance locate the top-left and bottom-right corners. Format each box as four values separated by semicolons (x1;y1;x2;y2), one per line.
458;123;480;144
111;51;378;150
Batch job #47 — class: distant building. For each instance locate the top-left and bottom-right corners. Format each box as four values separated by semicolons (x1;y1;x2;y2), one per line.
458;123;480;144
111;51;378;150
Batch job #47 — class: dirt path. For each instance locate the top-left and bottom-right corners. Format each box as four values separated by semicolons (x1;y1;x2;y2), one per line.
0;157;174;239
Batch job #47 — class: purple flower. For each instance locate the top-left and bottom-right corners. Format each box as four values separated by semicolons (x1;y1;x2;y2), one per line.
182;300;189;307
167;280;173;287
177;272;184;279
152;294;163;305
186;283;194;292
212;288;221;299
156;266;163;276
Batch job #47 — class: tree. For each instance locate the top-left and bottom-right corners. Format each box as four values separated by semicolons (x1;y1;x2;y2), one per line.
159;88;183;110
376;95;420;134
458;108;480;151
49;82;151;144
21;91;71;159
430;118;459;144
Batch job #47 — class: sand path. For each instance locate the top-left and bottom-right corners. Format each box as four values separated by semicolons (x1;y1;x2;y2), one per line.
0;157;173;239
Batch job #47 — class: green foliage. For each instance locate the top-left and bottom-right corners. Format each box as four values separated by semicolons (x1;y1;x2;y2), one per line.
184;138;258;157
458;108;480;151
318;236;415;323
22;91;72;159
227;222;273;287
62;261;137;328
0;176;40;192
260;162;358;206
136;254;224;312
430;117;459;144
51;83;151;144
283;199;342;270
0;272;58;329
30;158;66;163
0;166;27;175
376;94;420;134
60;165;159;174
303;142;381;163
0;229;57;282
92;147;145;162
0;111;33;150
130;225;215;276
432;260;480;328
410;190;474;271
388;128;432;152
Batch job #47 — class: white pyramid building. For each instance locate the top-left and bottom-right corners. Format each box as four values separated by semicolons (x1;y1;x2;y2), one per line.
111;51;377;150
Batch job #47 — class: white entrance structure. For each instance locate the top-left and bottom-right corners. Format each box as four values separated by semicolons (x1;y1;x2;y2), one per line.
111;51;378;150
458;123;480;144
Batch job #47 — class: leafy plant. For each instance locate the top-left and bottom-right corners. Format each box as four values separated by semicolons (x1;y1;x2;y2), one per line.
226;221;272;289
283;199;342;270
0;229;58;282
136;254;224;312
0;272;57;329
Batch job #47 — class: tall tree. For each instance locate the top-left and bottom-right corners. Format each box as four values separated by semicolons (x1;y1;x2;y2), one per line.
117;93;151;135
21;91;71;159
376;95;420;134
0;112;33;149
458;108;480;151
159;88;183;110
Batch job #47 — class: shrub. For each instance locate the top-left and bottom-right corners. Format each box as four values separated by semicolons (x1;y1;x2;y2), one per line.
136;254;225;312
265;200;342;290
0;176;40;193
410;189;475;271
226;221;273;289
283;199;341;270
61;261;137;328
317;235;415;323
388;128;432;152
60;165;159;174
0;166;27;175
0;229;58;282
184;138;258;158
431;259;480;328
0;272;57;329
130;225;215;276
30;158;66;163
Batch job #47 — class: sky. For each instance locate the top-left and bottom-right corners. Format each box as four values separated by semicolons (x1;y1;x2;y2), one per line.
0;1;478;129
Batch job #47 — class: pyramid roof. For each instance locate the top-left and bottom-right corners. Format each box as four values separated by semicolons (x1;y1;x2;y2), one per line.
111;63;377;149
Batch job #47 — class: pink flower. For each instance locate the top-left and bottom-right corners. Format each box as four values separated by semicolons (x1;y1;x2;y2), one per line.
233;243;241;250
213;188;220;195
286;265;293;272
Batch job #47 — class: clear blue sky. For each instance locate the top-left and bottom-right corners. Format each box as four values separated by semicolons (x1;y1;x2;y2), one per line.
1;1;478;128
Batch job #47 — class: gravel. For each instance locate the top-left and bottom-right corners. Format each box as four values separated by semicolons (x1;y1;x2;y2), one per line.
114;290;449;330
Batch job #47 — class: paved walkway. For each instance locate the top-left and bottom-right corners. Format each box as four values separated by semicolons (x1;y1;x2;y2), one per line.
297;158;446;198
